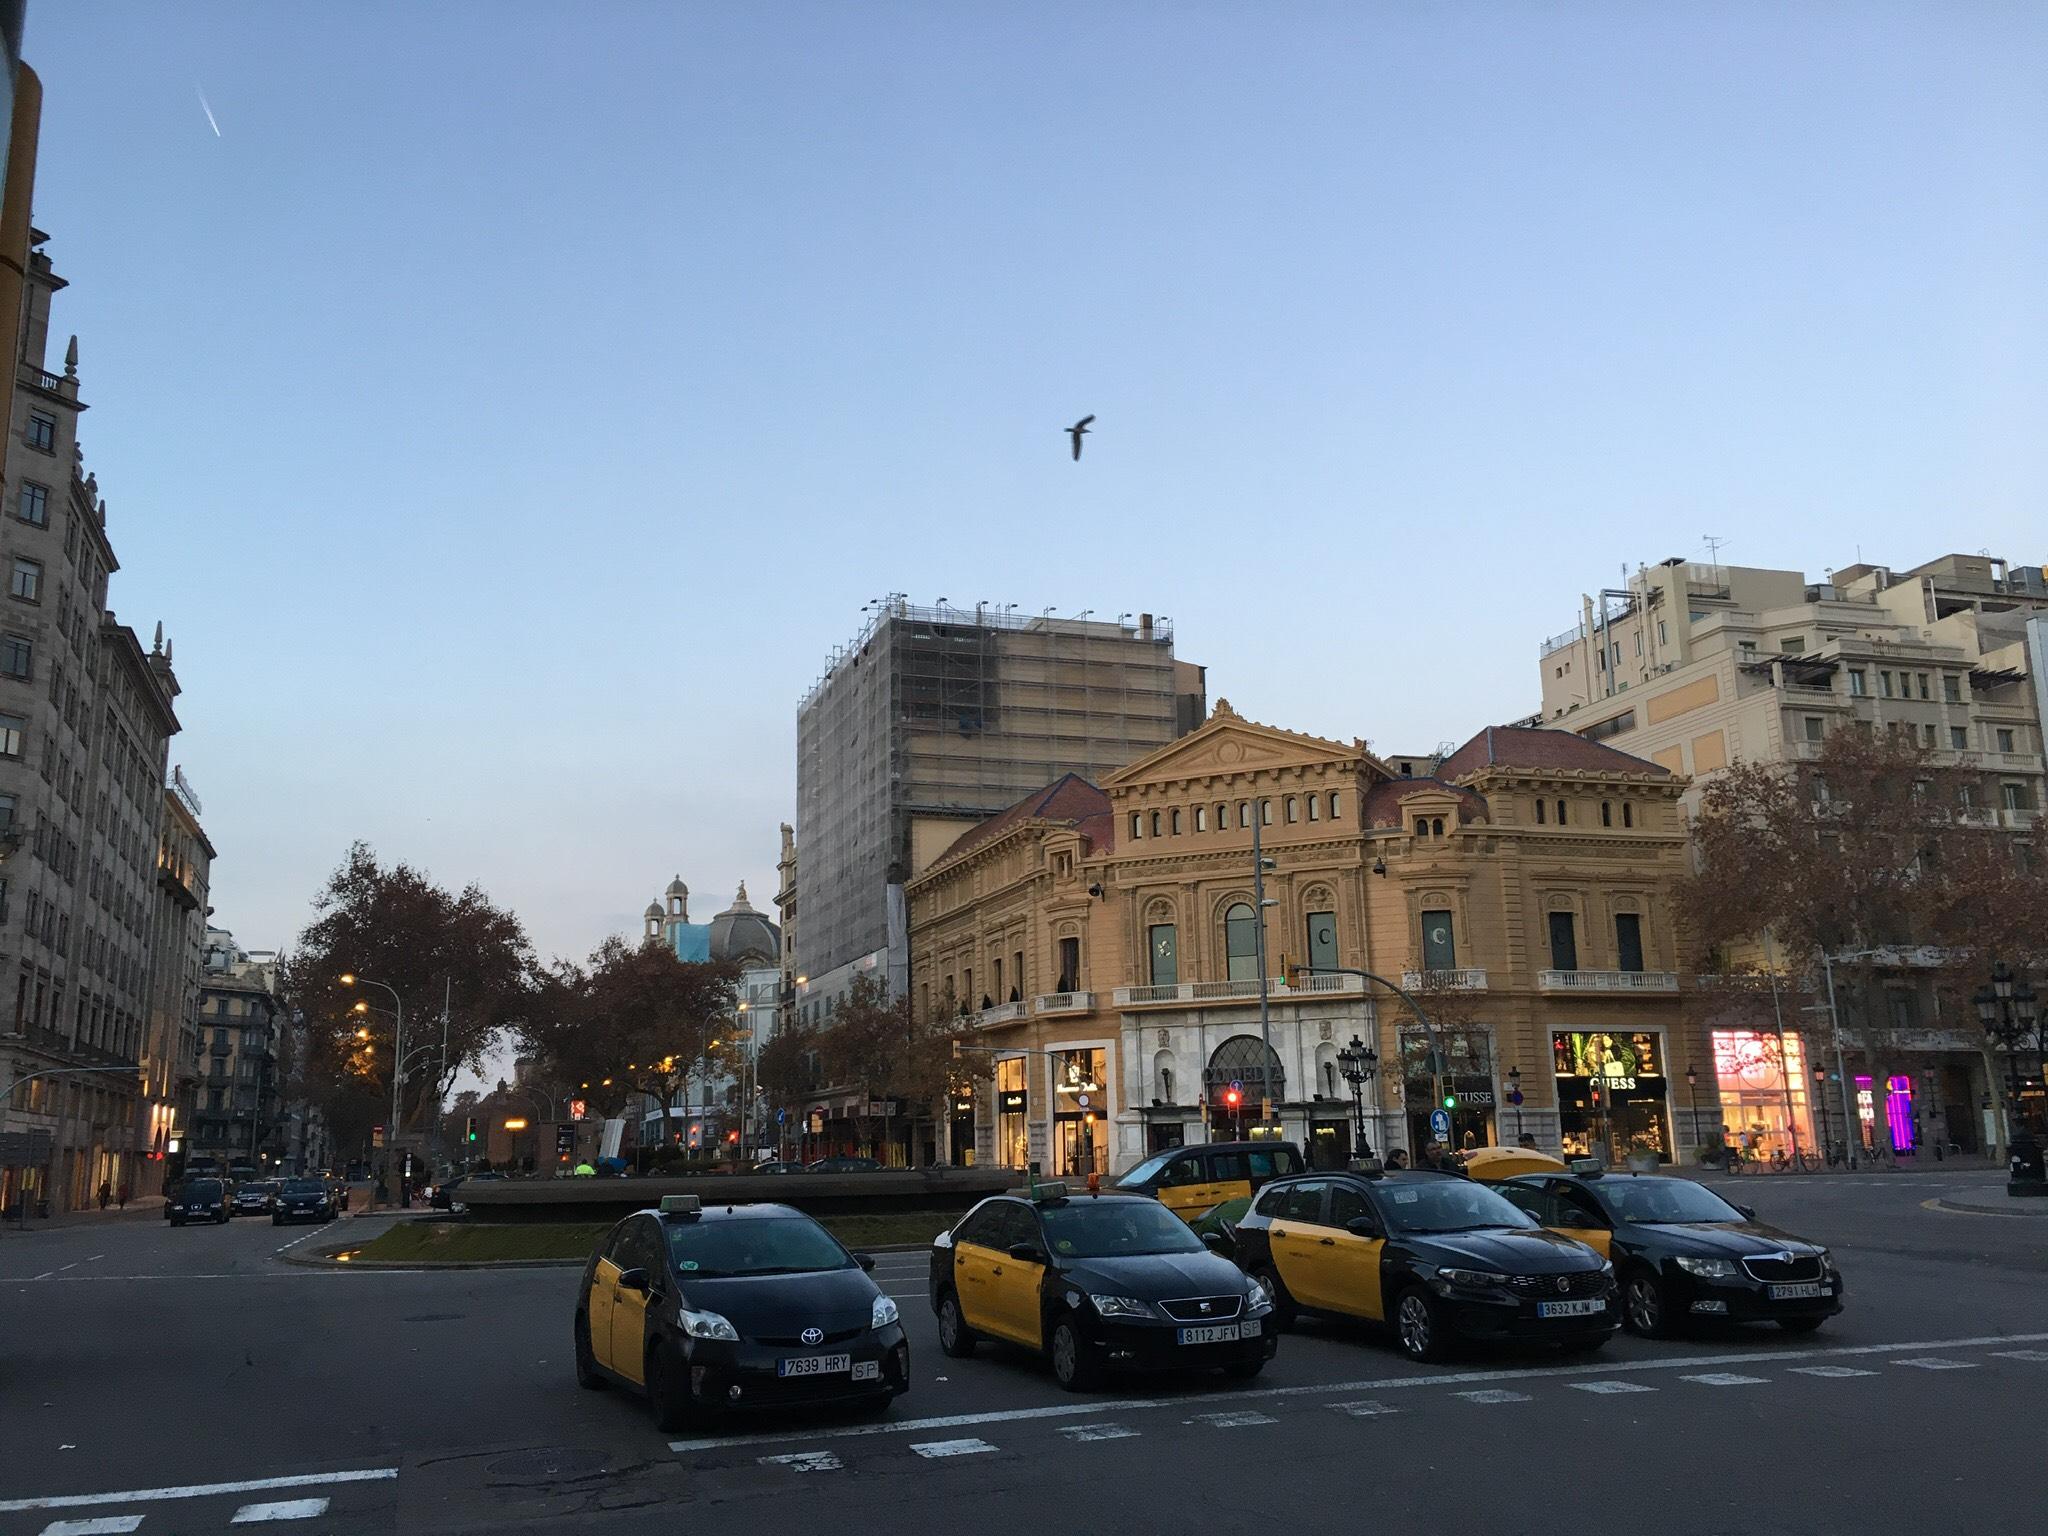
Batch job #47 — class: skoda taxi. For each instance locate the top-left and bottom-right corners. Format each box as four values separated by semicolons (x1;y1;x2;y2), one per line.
930;1185;1277;1390
1498;1171;1843;1337
1231;1170;1616;1361
1113;1141;1305;1223
573;1196;908;1430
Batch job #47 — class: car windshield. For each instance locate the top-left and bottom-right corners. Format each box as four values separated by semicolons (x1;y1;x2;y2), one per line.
1598;1179;1747;1225
182;1181;222;1198
1116;1151;1177;1187
281;1180;323;1195
1040;1199;1205;1258
664;1217;852;1278
1378;1179;1540;1234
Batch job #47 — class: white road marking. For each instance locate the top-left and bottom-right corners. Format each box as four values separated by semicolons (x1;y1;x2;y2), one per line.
1683;1373;1768;1387
1571;1381;1656;1395
1992;1349;2048;1362
1187;1410;1276;1428
1454;1389;1532;1404
273;1220;340;1255
41;1518;143;1535
59;1262;77;1271
1328;1399;1399;1417
1892;1356;1975;1370
910;1438;996;1459
1790;1366;1876;1378
759;1452;841;1473
666;1330;2048;1454
0;1469;397;1514
1057;1423;1138;1442
87;1255;103;1263
230;1498;331;1523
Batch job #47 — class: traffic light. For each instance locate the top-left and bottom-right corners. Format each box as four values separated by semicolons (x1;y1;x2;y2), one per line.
1589;1083;1603;1109
1442;1093;1456;1109
1223;1086;1242;1111
465;1116;478;1144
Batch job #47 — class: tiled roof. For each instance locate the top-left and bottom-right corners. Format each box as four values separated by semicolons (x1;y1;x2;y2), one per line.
1434;724;1673;784
930;773;1112;868
1361;776;1488;829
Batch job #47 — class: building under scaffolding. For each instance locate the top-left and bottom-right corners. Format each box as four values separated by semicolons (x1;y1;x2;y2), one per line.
795;599;1205;993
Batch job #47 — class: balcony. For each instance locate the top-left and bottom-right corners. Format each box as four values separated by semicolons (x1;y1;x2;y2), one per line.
2000;807;2039;829
967;1000;1029;1029
1033;991;1095;1016
1539;969;1678;994
1400;968;1489;992
1112;973;1366;1008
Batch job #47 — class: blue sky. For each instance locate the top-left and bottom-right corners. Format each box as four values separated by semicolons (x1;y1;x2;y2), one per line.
24;2;2047;968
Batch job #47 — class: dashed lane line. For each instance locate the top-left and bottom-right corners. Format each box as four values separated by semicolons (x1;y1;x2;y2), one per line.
41;1518;143;1536
0;1469;397;1515
1571;1381;1657;1395
759;1452;842;1473
229;1498;330;1523
665;1330;2048;1455
1790;1366;1877;1378
910;1439;997;1459
1453;1390;1532;1404
1057;1423;1139;1442
1682;1373;1768;1387
272;1220;341;1256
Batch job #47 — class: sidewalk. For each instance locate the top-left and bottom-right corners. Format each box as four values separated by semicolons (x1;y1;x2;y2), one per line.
2;1194;166;1231
1932;1185;2048;1216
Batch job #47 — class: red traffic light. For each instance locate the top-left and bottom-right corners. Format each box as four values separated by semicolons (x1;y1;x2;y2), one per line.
1223;1088;1242;1108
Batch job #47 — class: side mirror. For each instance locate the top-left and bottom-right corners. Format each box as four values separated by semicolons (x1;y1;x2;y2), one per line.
1006;1242;1045;1264
1345;1216;1383;1238
615;1267;649;1293
1200;1231;1229;1252
1736;1204;1757;1222
853;1252;877;1272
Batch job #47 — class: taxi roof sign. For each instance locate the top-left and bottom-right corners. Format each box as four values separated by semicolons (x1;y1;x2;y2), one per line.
659;1194;703;1216
1008;1182;1070;1203
1565;1159;1605;1177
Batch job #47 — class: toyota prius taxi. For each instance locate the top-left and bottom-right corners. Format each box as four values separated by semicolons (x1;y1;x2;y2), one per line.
573;1196;909;1430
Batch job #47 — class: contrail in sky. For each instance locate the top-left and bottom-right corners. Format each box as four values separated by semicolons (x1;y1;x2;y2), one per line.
196;86;221;138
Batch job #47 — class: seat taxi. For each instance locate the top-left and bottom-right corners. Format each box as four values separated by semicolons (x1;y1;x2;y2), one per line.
1113;1140;1305;1222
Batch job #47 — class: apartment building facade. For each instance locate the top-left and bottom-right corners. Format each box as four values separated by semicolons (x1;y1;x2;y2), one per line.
139;770;212;1194
187;930;288;1177
904;706;1769;1175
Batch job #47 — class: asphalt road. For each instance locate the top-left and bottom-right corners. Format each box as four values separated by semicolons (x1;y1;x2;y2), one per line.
1;1169;2043;1535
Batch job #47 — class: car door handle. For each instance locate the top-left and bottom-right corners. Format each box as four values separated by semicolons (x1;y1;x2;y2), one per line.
992;1266;1003;1276
1319;1237;1336;1246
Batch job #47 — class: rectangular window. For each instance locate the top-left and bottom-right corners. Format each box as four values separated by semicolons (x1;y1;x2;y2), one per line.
1780;636;1805;653
17;482;47;526
1997;728;2016;753
1879;670;1893;697
1848;669;1866;696
1656;619;1668;644
0;712;23;757
1548;911;1578;972
1306;910;1338;974
1923;724;1937;748
1147;924;1178;987
2005;783;2031;812
1804;716;1824;742
1419;910;1455;970
9;559;41;602
0;635;30;679
1614;913;1644;972
1056;936;1080;992
25;411;54;452
1633;631;1642;655
1951;726;1968;750
1739;639;1758;654
1916;674;1930;700
1942;675;1961;703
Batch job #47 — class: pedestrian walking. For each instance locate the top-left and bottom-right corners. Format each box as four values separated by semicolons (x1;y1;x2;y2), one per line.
116;1182;128;1210
96;1179;111;1210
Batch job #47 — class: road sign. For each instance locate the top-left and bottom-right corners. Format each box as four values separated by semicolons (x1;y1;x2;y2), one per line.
777;1108;787;1124
1077;1093;1091;1110
1507;1089;1524;1106
1429;1108;1451;1141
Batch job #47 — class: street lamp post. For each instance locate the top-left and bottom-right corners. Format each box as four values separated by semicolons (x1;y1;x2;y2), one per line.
1974;962;2040;1163
1335;1035;1378;1161
340;974;404;1202
1506;1066;1523;1142
1685;1065;1700;1159
1299;965;1447;1155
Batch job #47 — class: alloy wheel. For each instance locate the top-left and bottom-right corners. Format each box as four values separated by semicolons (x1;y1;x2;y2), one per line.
1626;1276;1663;1335
1397;1294;1432;1358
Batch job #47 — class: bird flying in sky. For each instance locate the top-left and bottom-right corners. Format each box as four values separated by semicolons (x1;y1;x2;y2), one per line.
196;86;222;138
1067;414;1094;461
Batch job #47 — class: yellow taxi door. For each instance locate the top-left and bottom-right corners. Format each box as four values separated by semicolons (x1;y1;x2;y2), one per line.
587;1259;620;1372
1323;1183;1386;1322
1265;1181;1333;1310
606;1220;658;1385
953;1238;1003;1336
1154;1152;1216;1220
988;1203;1047;1347
1552;1187;1613;1260
1202;1151;1254;1214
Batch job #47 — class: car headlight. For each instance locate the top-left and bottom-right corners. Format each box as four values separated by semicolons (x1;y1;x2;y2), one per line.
1244;1278;1273;1314
1674;1255;1739;1279
1599;1259;1614;1274
1089;1293;1153;1319
1434;1267;1512;1290
871;1294;899;1329
680;1308;740;1342
1818;1249;1838;1276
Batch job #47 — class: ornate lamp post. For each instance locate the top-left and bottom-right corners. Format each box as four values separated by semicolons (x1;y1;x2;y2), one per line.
1974;962;2040;1156
1336;1035;1379;1161
1684;1065;1700;1157
1506;1066;1523;1142
1811;1064;1830;1161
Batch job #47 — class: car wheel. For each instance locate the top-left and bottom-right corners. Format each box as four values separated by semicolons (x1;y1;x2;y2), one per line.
1252;1267;1297;1332
646;1344;692;1433
1225;1358;1266;1380
1622;1271;1673;1338
1049;1316;1098;1392
573;1313;604;1390
936;1292;977;1358
1394;1287;1448;1363
1777;1315;1826;1334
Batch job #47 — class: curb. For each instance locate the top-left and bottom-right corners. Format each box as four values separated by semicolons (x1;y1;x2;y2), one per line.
1926;1196;2048;1219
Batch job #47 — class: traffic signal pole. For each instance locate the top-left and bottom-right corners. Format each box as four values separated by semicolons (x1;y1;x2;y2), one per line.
1299;965;1446;1154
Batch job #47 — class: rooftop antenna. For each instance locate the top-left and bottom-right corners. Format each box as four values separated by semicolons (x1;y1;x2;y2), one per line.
1703;534;1727;568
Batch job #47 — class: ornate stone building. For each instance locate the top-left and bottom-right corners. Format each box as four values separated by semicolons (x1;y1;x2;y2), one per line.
908;703;1726;1176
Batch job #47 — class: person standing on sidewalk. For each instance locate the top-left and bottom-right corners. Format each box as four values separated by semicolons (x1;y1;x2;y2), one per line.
116;1182;128;1210
96;1179;111;1210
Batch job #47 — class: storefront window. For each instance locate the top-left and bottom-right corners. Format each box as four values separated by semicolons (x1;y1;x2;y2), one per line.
1051;1048;1107;1176
1401;1026;1496;1154
996;1056;1028;1170
1555;1030;1674;1164
1709;1030;1814;1161
1854;1074;1916;1153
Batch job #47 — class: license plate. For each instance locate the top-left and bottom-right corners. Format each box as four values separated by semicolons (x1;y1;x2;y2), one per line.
777;1353;850;1378
850;1360;880;1382
1537;1299;1606;1318
1177;1324;1242;1345
1770;1282;1825;1300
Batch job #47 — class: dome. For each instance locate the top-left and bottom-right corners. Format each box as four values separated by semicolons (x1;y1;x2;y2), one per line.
709;882;781;966
665;874;689;898
643;901;662;920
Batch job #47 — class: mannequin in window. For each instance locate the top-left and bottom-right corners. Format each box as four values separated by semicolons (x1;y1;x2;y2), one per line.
1008;986;1020;1003
980;994;993;1011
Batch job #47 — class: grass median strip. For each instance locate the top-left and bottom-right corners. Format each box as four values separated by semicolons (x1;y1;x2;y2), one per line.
348;1208;955;1264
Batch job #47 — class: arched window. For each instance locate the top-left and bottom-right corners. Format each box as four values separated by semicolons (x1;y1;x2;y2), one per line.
1131;812;1143;839
1432;817;1444;837
1260;799;1273;825
1623;802;1634;828
1416;818;1429;838
1170;807;1182;835
1556;798;1568;824
1150;810;1162;838
1328;792;1341;819
1238;801;1251;828
1224;902;1259;981
1307;794;1320;822
1285;797;1298;823
1535;798;1546;824
1215;802;1228;830
1194;805;1207;832
1601;801;1612;827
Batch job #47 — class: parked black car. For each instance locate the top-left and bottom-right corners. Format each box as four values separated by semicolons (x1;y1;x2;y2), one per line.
231;1180;279;1217
166;1178;231;1226
1230;1170;1616;1361
1498;1171;1842;1336
272;1177;337;1225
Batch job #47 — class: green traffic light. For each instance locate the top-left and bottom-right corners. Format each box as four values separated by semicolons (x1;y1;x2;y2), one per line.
1442;1095;1455;1109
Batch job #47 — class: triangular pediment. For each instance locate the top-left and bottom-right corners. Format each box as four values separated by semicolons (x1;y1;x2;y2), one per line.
1103;701;1377;789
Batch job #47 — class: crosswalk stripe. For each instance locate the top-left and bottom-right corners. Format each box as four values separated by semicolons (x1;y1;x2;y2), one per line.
1328;1399;1399;1417
1892;1357;1975;1370
1790;1366;1876;1378
1682;1373;1767;1387
1057;1423;1138;1442
1991;1349;2048;1362
41;1520;143;1536
759;1453;841;1473
1571;1381;1656;1394
1187;1411;1276;1428
1454;1389;1532;1404
230;1499;331;1523
910;1439;996;1459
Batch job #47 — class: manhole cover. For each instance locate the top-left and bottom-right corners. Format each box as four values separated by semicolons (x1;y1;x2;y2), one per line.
488;1448;612;1479
403;1312;464;1323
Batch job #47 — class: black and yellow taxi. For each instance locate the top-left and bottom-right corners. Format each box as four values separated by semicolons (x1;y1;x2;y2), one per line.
929;1184;1276;1391
1113;1141;1305;1223
1231;1170;1616;1362
1498;1171;1843;1337
573;1195;909;1430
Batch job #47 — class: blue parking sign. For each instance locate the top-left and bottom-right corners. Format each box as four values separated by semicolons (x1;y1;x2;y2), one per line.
1429;1108;1451;1141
